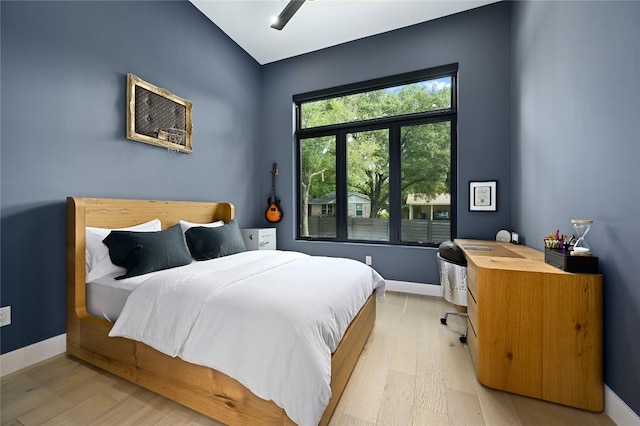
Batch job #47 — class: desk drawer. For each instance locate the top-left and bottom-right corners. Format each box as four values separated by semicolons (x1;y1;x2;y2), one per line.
467;263;478;298
467;290;478;334
467;319;478;368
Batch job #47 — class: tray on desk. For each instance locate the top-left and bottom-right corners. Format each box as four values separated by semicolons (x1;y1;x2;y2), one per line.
544;249;599;273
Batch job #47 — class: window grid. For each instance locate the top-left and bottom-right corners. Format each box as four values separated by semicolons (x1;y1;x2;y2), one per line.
295;64;458;247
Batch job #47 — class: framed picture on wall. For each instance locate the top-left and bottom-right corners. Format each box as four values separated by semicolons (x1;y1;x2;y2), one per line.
469;180;497;211
126;74;193;153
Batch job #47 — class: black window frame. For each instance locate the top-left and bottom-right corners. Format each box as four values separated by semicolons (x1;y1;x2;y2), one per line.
295;63;458;247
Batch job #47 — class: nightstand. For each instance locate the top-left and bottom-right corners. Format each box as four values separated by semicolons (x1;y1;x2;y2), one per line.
241;228;276;250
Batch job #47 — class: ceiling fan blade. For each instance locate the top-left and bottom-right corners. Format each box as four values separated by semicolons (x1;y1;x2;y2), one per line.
271;0;306;31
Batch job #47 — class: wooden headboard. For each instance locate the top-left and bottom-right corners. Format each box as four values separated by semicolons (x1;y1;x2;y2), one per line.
66;196;234;322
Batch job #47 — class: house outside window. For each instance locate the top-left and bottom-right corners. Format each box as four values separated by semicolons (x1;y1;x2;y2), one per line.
296;64;457;246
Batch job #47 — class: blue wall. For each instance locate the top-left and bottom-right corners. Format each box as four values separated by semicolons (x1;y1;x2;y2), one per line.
260;3;513;285
2;0;638;418
0;1;262;353
511;1;640;415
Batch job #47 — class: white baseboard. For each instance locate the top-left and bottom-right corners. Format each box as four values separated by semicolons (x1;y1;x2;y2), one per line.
605;384;640;425
0;334;66;377
385;280;443;297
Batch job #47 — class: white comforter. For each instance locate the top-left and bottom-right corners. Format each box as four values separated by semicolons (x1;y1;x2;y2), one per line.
109;250;386;425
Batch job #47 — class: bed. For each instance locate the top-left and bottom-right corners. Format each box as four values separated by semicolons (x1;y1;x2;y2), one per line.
66;196;384;425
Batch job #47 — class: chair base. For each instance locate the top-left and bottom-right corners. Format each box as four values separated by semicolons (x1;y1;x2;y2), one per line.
440;311;468;343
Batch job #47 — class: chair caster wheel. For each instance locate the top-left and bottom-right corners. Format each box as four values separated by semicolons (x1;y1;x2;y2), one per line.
440;317;447;325
459;335;467;343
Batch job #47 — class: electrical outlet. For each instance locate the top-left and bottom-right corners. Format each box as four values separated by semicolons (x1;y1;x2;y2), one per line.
0;306;11;327
365;256;372;265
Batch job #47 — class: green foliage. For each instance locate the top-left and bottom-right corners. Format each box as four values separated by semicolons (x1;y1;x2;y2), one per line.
347;129;389;218
401;121;451;199
299;136;336;235
300;81;452;128
300;136;335;199
300;80;451;225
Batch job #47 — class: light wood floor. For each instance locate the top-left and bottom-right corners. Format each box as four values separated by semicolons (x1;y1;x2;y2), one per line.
1;292;615;426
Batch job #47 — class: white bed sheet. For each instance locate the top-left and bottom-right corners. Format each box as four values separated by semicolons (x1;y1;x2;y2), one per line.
86;279;130;322
86;262;197;322
108;250;386;426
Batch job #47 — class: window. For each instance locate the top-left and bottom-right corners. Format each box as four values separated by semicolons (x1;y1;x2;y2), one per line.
321;204;334;216
300;136;336;238
296;64;457;246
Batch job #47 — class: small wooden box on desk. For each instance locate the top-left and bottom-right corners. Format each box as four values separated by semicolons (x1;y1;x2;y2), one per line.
455;239;603;412
241;228;276;251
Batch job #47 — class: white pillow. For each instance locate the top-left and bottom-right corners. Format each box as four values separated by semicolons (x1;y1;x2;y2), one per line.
85;219;161;282
179;219;225;251
179;219;225;234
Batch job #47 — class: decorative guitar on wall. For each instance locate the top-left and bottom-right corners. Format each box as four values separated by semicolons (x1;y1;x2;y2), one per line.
265;163;283;223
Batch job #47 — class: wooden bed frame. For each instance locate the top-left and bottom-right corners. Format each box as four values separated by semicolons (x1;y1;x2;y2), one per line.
66;197;376;425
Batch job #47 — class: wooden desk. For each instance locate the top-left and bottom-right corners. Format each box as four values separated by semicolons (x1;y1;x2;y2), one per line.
454;239;603;412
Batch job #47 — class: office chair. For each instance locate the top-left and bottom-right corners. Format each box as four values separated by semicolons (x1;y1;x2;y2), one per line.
437;241;468;343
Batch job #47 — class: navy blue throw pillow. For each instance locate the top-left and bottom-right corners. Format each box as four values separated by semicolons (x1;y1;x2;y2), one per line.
103;224;192;280
185;219;246;260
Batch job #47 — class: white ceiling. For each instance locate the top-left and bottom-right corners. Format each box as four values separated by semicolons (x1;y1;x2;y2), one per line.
190;0;501;65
